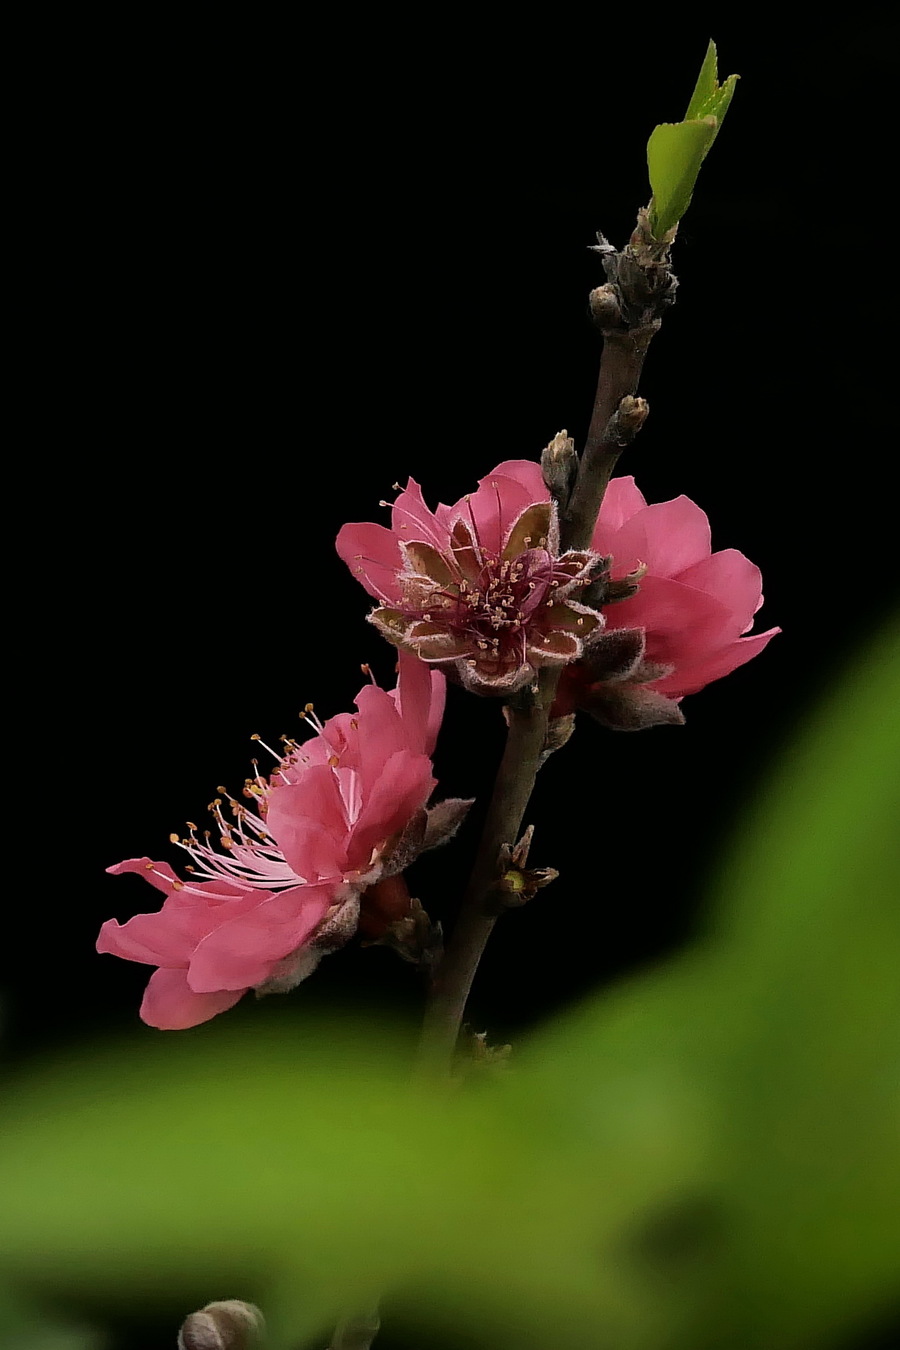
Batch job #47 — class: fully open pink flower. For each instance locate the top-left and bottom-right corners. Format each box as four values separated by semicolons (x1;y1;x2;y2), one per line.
339;461;777;714
337;461;605;694
551;474;780;722
98;654;446;1029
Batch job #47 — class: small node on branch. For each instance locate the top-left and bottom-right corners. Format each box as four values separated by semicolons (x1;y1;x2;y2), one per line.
610;395;649;446
541;429;578;510
589;283;622;331
486;824;559;914
539;712;576;766
178;1300;264;1350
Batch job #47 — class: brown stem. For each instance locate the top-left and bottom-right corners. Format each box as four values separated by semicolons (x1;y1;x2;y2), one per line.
418;673;558;1067
419;318;659;1075
562;328;655;550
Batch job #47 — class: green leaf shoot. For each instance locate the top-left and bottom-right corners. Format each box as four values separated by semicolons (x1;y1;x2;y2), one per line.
647;40;738;238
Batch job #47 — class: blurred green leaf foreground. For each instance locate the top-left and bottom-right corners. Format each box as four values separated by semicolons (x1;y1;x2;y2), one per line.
1;622;898;1349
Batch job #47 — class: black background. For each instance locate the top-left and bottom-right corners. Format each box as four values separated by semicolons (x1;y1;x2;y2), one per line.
9;11;897;1349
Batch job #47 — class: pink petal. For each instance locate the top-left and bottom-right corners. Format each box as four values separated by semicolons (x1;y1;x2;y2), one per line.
353;684;410;790
106;857;181;896
481;459;549;502
424;670;446;755
346;750;436;873
97;906;213;967
265;767;349;880
603;497;712;579
187;884;337;992
97;915;180;967
336;521;403;604
139;967;245;1030
594;476;648;537
651;627;781;698
453;470;545;558
678;548;763;637
393;649;446;755
304;711;357;771
391;479;450;550
607;575;735;671
107;858;253;908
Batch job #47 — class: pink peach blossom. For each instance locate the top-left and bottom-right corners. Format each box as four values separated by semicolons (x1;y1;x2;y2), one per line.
340;461;777;714
98;654;446;1029
337;461;606;694
583;475;779;703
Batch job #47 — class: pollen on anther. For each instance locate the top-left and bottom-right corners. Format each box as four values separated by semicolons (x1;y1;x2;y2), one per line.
172;880;184;891
169;832;180;844
328;755;340;768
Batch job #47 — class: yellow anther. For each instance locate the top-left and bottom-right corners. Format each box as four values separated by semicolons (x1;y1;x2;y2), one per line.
169;832;180;844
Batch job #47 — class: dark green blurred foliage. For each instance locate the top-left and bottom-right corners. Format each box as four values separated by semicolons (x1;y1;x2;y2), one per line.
1;624;898;1350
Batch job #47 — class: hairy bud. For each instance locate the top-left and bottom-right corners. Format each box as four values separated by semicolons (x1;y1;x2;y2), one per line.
541;430;578;509
616;395;650;439
589;283;622;330
178;1300;264;1350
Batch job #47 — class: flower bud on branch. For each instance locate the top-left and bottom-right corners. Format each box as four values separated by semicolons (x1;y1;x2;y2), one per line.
541;429;578;511
486;825;559;914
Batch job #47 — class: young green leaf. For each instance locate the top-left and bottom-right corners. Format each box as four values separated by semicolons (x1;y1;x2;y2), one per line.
647;39;738;238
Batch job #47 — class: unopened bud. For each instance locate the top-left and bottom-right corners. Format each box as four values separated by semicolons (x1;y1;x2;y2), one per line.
486;825;559;913
541;429;578;507
589;284;621;329
617;395;649;436
540;713;576;766
178;1300;265;1350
